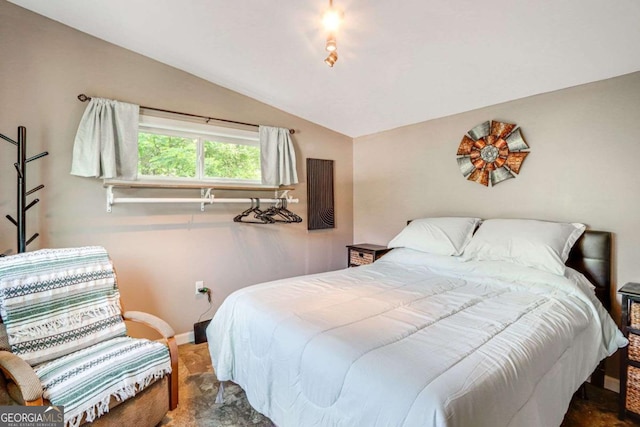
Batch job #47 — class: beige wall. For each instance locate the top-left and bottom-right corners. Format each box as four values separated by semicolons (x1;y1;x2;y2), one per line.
354;71;640;377
355;71;640;291
0;1;353;337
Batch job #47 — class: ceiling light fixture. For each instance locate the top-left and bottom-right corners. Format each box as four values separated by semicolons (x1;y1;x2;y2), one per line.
325;36;337;52
322;0;342;67
324;51;338;67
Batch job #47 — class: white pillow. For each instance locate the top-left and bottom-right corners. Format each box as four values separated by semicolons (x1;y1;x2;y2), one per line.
388;217;481;256
462;219;586;275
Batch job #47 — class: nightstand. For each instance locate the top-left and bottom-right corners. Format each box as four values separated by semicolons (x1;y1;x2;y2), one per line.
346;244;391;267
619;282;640;420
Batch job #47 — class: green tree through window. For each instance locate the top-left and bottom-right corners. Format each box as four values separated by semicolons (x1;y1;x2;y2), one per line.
138;132;197;178
138;131;261;182
204;140;260;180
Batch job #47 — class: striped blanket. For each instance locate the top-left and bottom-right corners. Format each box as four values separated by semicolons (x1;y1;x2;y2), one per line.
0;247;172;426
35;336;171;427
0;246;126;365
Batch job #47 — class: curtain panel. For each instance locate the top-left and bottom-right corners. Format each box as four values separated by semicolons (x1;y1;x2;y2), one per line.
259;126;299;187
71;98;140;180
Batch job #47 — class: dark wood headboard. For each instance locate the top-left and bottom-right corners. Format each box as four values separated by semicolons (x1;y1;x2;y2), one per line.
566;230;611;388
566;230;612;311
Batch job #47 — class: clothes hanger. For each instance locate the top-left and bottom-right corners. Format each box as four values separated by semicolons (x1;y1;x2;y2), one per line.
234;198;275;224
257;198;302;223
259;199;289;223
277;198;302;223
233;198;255;222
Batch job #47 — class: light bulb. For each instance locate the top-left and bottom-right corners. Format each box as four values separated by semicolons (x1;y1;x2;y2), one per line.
325;36;337;52
322;8;342;33
324;51;338;67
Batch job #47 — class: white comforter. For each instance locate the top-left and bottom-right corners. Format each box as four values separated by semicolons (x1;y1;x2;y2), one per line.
207;249;626;427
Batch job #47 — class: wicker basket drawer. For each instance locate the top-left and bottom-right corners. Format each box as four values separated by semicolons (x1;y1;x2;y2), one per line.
627;365;640;414
632;302;640;329
630;334;640;362
350;251;374;266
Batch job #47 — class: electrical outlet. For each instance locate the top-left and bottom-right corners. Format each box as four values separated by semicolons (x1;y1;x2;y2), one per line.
195;280;204;296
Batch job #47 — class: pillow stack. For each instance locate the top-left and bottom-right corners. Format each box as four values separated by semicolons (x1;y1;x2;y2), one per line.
461;219;585;275
387;217;585;275
388;217;481;256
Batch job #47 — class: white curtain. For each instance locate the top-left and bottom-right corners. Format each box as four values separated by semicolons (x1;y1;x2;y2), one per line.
259;125;299;186
71;97;140;180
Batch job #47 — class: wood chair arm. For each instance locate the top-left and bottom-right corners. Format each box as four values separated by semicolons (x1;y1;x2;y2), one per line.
0;351;43;405
123;311;175;338
122;311;179;409
166;335;179;410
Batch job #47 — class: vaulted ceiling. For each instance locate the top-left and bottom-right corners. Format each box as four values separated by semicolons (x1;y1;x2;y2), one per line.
9;0;640;137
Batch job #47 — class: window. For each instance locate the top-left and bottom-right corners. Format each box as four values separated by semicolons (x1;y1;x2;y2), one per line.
137;115;261;184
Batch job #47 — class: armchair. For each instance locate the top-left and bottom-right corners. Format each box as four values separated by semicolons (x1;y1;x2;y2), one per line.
0;247;178;426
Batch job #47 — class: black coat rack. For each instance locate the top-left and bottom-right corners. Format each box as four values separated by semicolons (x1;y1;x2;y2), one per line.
1;126;48;254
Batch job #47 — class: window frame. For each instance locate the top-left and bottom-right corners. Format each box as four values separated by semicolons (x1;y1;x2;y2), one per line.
137;115;262;185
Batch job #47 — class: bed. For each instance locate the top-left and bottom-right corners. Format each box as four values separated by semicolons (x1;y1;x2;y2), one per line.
207;219;626;427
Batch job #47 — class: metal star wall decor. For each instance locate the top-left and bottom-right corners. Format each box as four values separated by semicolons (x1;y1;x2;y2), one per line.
456;120;530;187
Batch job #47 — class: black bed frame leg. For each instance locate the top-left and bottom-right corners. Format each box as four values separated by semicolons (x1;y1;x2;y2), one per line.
579;383;588;400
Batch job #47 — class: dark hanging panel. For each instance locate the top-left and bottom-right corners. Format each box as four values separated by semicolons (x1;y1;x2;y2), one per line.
307;158;335;230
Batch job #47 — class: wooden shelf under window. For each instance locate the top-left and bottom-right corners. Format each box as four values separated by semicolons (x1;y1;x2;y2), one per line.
102;179;297;213
103;179;294;192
